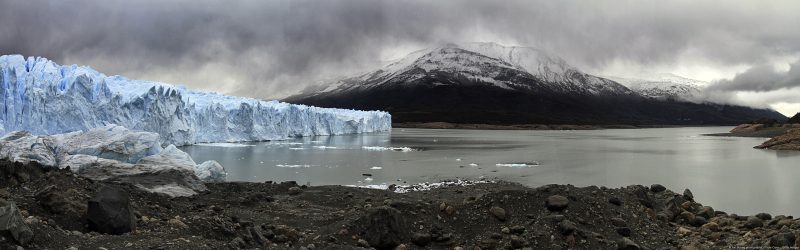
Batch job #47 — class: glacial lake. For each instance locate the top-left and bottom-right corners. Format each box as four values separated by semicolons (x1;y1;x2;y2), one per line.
182;127;800;216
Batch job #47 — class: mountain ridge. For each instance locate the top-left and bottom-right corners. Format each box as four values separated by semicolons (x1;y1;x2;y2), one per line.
286;43;785;125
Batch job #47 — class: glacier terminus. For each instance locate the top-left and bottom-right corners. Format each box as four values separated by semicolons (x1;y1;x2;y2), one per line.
0;55;392;146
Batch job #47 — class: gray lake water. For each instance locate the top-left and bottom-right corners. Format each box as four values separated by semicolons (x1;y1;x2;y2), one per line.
182;127;800;216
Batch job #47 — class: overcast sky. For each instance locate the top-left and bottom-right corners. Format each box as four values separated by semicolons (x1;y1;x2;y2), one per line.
1;0;799;115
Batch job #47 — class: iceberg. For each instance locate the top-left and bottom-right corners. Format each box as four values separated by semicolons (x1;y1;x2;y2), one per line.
0;55;391;146
0;125;226;197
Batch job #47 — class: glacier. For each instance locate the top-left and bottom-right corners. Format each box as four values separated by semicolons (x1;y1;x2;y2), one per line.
0;54;392;146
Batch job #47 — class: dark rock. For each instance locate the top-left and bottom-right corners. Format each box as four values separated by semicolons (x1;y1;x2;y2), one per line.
608;196;622;206
273;234;289;243
755;213;772;221
288;187;302;195
769;232;796;247
744;216;763;229
87;186;136;235
690;216;708;227
618;237;641;250
616;227;632;237
696;206;714;219
357;207;407;249
0;202;33;245
489;206;507;221
35;186;87;215
650;184;666;193
229;237;246;248
663;196;685;221
411;233;431;246
388;184;397;192
678;211;695;225
249;226;266;247
510;235;527;249
510;225;525;235
633;187;654;208
558;220;577;235
683;189;694;201
545;195;569;211
611;218;627;227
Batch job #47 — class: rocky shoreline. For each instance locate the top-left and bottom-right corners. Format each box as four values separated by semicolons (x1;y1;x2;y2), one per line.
2;160;799;249
707;119;800;150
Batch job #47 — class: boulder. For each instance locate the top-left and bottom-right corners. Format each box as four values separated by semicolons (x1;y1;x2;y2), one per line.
743;216;763;229
87;186;136;234
546;195;570;211
195;160;226;182
489;206;507;221
650;184;666;193
0;202;33;245
356;207;407;250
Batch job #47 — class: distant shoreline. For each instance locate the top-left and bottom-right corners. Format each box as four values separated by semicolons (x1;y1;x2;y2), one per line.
393;122;710;130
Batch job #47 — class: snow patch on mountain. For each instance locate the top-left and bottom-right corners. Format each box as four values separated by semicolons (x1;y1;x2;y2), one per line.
0;55;392;146
605;73;707;102
300;42;632;97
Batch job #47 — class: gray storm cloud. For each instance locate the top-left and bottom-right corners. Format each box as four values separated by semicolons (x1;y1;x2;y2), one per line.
709;61;800;92
1;0;799;111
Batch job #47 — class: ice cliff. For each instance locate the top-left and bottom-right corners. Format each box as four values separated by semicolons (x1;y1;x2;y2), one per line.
0;55;392;146
0;125;224;196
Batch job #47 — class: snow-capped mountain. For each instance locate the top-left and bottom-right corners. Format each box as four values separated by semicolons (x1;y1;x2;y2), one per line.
305;42;632;97
606;73;707;102
0;55;391;145
287;42;784;125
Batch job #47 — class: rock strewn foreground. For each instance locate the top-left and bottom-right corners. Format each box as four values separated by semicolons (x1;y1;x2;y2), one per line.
1;161;799;249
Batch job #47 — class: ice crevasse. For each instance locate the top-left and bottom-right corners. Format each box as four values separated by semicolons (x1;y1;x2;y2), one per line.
0;55;392;146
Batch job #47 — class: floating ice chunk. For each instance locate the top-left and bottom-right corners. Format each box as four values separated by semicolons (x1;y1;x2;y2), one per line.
276;164;313;168
288;147;305;150
495;162;540;168
273;142;303;145
193;143;254;148
364;177;374;182
468;163;479;167
312;146;337;149
361;146;415;152
370;166;383;170
456;158;462;161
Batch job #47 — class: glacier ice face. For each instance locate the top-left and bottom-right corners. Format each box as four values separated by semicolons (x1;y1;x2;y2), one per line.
0;125;226;196
0;55;392;146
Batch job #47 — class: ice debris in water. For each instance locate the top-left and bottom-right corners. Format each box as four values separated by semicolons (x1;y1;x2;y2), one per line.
193;143;255;148
370;166;383;170
469;163;479;167
495;162;540;168
312;146;337;149
276;164;314;168
361;146;416;152
0;55;391;146
348;179;495;193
